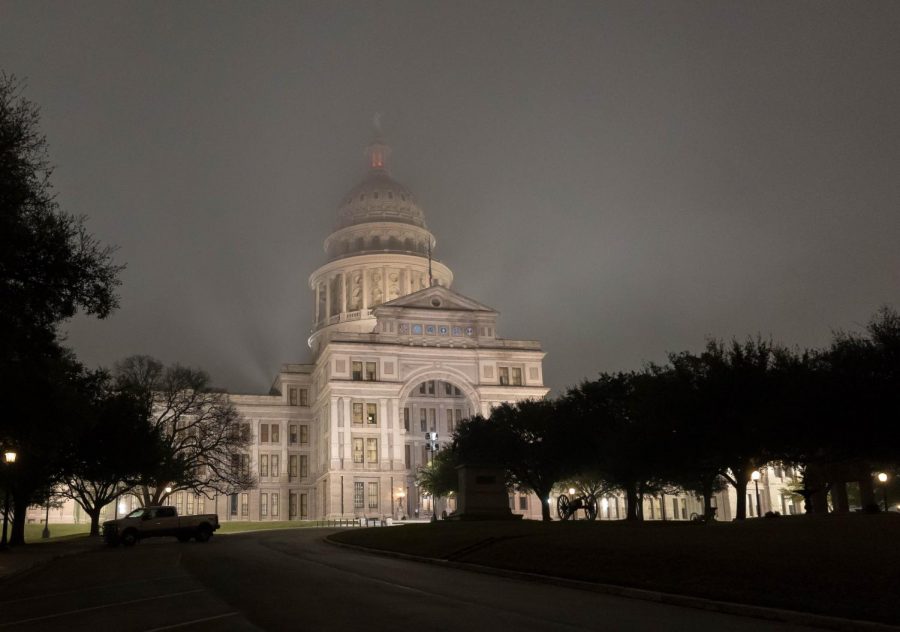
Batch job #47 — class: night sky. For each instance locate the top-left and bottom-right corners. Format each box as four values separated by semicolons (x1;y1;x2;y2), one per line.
2;2;899;394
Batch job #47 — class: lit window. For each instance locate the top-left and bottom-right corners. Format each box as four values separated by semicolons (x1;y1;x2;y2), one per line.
498;367;510;386
354;482;364;509
352;403;364;425
366;403;378;425
353;438;364;463
365;362;377;381
241;493;249;517
271;493;279;517
511;368;523;386
271;424;280;443
352;361;363;380
261;493;268;517
366;438;378;463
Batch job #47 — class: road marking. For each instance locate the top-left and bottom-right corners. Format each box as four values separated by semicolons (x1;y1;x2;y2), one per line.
0;575;188;605
141;612;239;631
0;588;205;627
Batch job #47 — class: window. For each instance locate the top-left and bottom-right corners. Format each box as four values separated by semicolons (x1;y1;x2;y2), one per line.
260;493;269;517
197;497;204;514
290;425;298;444
519;496;528;510
260;454;269;477
289;493;298;518
300;493;308;519
419;382;427;395
511;367;523;386
353;438;364;463
366;438;378;463
368;482;379;509
241;493;249;517
444;382;452;396
300;425;309;444
186;494;194;515
299;388;309;406
289;387;298;406
405;444;411;468
354;482;364;508
260;424;269;443
366;403;377;425
427;381;435;395
271;424;280;443
498;367;510;385
289;455;298;479
429;408;436;430
420;409;427;432
272;493;279;517
365;362;377;381
352;403;364;425
352;361;363;380
300;454;308;478
271;454;280;477
403;408;410;431
240;454;249;476
230;494;238;516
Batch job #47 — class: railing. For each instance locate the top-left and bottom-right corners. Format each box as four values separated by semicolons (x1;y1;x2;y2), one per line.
314;309;373;332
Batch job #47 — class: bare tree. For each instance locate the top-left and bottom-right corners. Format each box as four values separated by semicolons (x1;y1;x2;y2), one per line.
115;355;254;507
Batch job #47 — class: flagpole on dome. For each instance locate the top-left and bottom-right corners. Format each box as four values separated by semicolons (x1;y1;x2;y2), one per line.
367;113;390;172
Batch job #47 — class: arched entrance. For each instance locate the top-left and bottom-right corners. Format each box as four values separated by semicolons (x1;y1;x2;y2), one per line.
399;370;479;520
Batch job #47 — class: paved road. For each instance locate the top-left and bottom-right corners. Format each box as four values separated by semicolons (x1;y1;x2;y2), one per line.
0;529;815;631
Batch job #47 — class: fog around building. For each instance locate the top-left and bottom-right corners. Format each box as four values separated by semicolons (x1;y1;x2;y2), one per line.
2;2;899;393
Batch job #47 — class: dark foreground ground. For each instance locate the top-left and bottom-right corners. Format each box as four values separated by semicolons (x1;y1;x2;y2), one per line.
0;528;813;631
331;513;900;626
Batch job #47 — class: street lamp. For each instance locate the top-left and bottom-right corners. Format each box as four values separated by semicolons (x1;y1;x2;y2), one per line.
877;473;889;513
396;488;406;518
751;470;762;518
1;450;18;549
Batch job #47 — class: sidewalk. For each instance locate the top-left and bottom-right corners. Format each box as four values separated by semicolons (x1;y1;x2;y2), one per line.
0;536;100;581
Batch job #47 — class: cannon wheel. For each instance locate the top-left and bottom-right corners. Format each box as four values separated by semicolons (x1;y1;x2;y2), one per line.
557;494;571;520
584;495;598;521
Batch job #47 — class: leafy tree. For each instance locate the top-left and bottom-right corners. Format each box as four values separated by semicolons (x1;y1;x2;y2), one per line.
114;356;254;506
61;377;166;535
416;448;459;498
0;73;121;544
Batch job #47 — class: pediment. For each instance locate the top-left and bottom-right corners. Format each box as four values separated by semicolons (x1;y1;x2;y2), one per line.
376;285;496;313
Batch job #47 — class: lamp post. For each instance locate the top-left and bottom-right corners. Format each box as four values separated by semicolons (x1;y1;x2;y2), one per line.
396;488;406;519
42;501;50;539
1;450;18;549
751;470;762;518
877;473;889;513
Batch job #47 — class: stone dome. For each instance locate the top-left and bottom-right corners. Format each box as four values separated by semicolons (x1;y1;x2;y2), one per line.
336;171;427;230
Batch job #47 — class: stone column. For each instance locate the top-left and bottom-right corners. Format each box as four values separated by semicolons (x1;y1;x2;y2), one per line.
341;271;347;313
325;276;331;320
362;269;369;311
314;282;320;324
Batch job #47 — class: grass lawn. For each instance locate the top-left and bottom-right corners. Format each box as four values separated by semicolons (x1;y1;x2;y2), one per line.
330;513;900;625
217;520;318;534
23;523;90;543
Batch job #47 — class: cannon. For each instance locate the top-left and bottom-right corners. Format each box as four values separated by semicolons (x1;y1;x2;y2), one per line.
556;493;598;521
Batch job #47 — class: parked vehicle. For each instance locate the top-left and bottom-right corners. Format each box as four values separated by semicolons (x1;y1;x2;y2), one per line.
103;506;220;546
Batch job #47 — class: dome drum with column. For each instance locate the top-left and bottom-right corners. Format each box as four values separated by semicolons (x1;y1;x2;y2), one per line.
309;131;453;349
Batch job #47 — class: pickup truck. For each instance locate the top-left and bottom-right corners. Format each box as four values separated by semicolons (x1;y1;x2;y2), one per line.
103;506;220;546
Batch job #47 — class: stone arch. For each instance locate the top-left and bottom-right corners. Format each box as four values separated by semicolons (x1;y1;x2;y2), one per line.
398;365;481;414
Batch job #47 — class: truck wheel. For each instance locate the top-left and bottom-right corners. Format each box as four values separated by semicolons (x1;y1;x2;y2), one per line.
177;534;191;543
121;530;138;547
195;525;212;543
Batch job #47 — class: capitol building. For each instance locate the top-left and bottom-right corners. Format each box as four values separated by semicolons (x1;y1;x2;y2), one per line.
38;132;802;525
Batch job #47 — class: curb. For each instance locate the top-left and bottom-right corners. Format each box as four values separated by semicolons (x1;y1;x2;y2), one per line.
324;536;899;632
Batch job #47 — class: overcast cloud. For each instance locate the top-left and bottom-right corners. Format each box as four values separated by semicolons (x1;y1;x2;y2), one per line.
2;1;899;393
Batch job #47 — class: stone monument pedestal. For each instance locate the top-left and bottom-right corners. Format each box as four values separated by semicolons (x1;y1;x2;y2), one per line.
447;463;522;521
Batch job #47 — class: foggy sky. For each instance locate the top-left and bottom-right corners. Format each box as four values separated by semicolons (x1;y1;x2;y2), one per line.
2;1;899;394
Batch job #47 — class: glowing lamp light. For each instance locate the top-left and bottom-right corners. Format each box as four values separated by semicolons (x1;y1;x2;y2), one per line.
751;471;761;482
4;451;16;464
877;472;888;483
600;498;609;510
164;486;173;494
568;487;576;495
